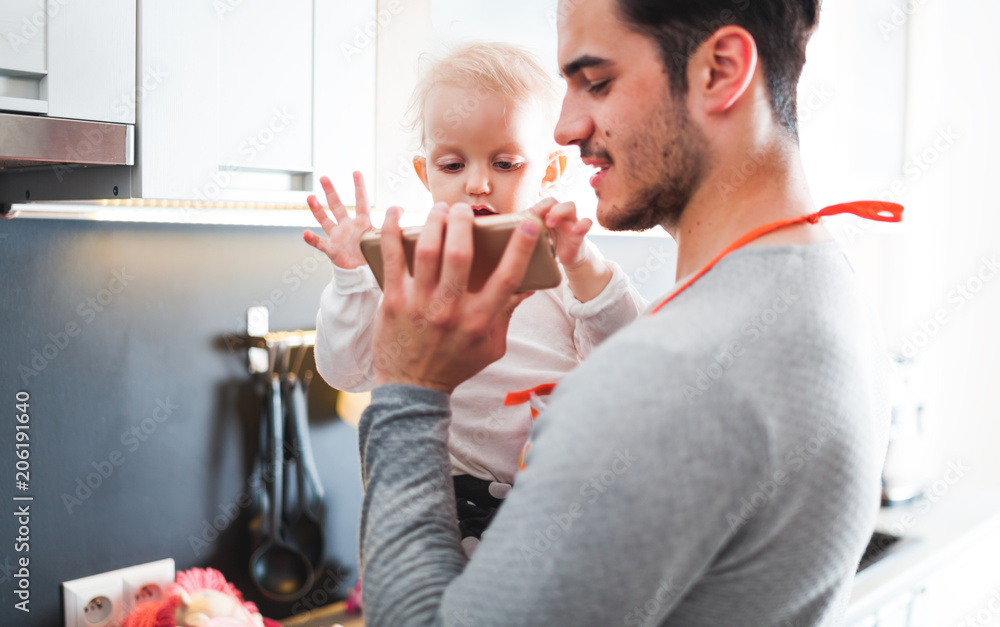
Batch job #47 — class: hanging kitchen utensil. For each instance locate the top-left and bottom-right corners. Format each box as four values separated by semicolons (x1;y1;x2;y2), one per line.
294;369;326;517
247;376;271;551
249;373;314;602
248;342;280;551
284;366;326;573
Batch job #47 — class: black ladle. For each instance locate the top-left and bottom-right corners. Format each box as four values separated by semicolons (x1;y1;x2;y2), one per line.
285;371;326;571
249;373;314;601
246;380;271;549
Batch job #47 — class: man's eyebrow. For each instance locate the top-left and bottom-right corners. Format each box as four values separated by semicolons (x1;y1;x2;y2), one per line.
560;55;609;79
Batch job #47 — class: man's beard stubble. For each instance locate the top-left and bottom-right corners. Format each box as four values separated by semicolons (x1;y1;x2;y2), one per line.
587;98;708;233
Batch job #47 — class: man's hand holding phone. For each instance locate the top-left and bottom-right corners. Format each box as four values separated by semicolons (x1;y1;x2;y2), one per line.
372;203;540;394
359;203;562;294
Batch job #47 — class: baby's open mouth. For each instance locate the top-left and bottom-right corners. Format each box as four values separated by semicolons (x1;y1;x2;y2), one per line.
471;206;497;216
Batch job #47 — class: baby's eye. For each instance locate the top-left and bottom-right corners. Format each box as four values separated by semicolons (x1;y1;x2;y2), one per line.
439;163;464;172
494;161;523;171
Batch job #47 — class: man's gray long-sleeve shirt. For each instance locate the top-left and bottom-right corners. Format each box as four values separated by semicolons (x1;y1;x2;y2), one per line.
358;242;891;626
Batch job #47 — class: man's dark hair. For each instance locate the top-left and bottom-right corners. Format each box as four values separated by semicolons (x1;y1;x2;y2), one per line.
615;0;821;140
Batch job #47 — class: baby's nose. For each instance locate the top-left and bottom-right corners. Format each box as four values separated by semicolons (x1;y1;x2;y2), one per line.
465;165;491;195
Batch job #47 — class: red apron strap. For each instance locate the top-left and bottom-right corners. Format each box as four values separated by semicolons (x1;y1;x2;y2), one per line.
648;201;904;315
814;200;904;223
504;383;557;407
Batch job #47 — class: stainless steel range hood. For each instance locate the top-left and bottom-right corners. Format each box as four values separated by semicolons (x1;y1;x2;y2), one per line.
0;112;134;214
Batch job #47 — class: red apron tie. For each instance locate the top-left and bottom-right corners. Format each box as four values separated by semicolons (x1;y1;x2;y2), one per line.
648;201;903;314
505;200;904;471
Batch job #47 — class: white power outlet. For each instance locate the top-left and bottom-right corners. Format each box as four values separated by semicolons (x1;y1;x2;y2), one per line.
120;558;175;617
62;558;176;627
62;571;123;627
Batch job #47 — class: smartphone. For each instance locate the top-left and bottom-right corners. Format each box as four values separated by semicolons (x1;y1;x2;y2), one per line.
359;213;562;293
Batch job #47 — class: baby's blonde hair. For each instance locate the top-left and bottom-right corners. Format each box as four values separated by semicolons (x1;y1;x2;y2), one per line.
407;42;561;149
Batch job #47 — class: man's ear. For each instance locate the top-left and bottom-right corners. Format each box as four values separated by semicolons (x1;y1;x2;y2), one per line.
412;156;431;191
542;151;567;190
690;25;758;115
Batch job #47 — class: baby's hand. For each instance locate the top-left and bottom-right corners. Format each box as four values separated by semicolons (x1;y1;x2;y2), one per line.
530;198;593;269
303;172;374;270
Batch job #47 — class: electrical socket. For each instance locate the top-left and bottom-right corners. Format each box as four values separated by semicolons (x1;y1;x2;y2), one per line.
120;558;175;617
62;558;175;627
62;571;123;627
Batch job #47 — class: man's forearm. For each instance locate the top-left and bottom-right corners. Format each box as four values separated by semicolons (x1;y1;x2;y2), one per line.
358;384;467;625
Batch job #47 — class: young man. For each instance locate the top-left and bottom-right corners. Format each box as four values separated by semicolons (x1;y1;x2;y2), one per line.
357;0;892;624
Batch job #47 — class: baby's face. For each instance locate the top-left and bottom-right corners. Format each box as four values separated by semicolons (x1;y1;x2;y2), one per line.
420;85;554;215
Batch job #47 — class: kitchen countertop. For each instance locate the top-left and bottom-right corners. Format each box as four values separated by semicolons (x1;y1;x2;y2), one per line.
279;488;1000;626
845;486;1000;624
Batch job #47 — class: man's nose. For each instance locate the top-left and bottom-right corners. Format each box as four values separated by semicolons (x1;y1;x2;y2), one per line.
554;94;593;147
465;164;491;195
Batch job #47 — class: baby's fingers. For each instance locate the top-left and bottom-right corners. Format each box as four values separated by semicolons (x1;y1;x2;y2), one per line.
543;201;580;228
526;197;559;220
307;195;338;234
573;217;593;236
320;176;350;222
353;171;372;218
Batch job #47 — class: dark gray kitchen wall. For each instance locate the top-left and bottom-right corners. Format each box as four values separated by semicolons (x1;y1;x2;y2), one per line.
0;216;364;626
0;215;678;627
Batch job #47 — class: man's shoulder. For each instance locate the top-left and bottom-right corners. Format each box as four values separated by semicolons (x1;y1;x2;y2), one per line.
549;241;881;428
640;242;866;351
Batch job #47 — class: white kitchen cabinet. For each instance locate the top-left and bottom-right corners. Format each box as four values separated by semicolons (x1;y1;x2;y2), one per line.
0;0;136;122
908;532;1000;626
134;0;376;203
0;0;46;75
218;0;313;174
847;491;1000;627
